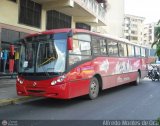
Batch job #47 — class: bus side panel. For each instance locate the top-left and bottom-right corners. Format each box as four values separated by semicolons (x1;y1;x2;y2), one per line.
102;72;137;90
68;79;90;98
141;57;148;78
67;62;94;98
92;57;145;90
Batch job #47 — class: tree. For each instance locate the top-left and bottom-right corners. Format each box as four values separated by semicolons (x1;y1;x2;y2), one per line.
152;20;160;57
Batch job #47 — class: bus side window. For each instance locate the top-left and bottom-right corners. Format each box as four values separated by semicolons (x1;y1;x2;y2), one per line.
119;43;128;57
128;44;135;57
69;33;91;66
92;36;101;55
135;46;141;57
145;48;149;57
107;40;118;57
141;48;145;57
100;39;107;55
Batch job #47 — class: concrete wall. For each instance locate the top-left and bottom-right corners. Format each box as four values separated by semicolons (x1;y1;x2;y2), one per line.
0;0;45;32
105;0;124;37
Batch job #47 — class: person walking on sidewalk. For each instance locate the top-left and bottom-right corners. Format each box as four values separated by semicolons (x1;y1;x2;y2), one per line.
9;44;15;73
2;49;8;73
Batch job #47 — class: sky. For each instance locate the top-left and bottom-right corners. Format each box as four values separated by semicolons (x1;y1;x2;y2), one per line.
124;0;160;23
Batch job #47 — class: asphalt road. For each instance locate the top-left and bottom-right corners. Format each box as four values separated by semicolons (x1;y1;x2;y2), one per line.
0;78;160;125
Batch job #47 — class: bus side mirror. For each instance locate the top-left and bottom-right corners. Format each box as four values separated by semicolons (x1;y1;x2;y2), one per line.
67;37;73;50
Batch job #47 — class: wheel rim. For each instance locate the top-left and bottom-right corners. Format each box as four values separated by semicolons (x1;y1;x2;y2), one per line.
90;80;99;98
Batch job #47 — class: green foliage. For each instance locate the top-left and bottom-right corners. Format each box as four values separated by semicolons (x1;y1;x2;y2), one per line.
152;21;160;56
157;117;160;125
155;44;160;57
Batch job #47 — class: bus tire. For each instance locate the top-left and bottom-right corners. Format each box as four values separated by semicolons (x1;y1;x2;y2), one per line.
88;77;99;100
134;72;141;86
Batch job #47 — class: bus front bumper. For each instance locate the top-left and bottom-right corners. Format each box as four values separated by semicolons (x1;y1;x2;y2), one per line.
16;83;70;99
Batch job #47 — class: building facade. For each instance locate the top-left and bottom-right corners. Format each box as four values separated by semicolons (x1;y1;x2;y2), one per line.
143;23;156;48
0;0;108;73
124;14;145;44
105;0;124;37
0;0;108;46
0;0;125;73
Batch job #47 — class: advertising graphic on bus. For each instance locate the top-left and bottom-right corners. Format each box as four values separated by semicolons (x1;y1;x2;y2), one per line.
16;28;150;99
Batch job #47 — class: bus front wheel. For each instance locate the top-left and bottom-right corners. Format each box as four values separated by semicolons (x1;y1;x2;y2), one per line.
88;77;99;100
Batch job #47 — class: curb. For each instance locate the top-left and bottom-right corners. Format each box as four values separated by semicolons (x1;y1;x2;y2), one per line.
0;96;35;107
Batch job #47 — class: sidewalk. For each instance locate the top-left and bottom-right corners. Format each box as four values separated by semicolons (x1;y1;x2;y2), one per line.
0;78;34;107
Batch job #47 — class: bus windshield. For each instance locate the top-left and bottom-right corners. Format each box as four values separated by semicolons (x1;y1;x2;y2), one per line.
19;34;67;74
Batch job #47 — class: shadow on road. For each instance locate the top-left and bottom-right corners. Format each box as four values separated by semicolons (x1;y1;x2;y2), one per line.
22;82;138;108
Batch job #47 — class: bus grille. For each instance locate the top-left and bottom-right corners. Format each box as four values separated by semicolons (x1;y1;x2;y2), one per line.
27;90;45;94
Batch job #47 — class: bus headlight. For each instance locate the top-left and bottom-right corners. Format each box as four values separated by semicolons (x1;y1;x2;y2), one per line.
51;75;66;86
17;77;24;84
19;80;24;84
57;75;66;82
51;80;57;86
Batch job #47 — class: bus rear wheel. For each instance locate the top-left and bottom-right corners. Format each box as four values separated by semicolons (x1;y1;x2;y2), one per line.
88;77;99;100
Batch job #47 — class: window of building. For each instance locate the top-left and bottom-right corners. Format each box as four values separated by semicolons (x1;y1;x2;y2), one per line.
46;10;71;30
19;0;42;28
126;36;130;40
8;0;17;2
76;23;91;31
132;24;137;28
131;31;137;34
131;36;138;40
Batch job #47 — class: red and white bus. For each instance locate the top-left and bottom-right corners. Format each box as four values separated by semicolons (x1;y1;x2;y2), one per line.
16;28;149;99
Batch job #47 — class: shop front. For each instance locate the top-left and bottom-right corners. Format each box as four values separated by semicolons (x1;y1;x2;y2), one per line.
0;28;28;76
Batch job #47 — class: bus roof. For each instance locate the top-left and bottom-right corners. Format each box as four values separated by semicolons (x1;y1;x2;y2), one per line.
26;28;90;38
25;28;148;48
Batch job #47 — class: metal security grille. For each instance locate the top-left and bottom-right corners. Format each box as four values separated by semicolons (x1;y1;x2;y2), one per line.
46;10;71;30
19;0;42;28
1;28;28;44
8;0;17;2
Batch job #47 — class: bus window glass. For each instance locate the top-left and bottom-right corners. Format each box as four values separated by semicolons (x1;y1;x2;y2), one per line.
69;55;91;66
100;39;107;55
69;34;91;66
108;40;118;56
141;48;145;57
79;41;91;55
128;44;135;57
92;36;101;55
69;39;91;55
119;43;128;57
69;39;81;55
135;46;141;56
77;34;91;41
145;48;149;57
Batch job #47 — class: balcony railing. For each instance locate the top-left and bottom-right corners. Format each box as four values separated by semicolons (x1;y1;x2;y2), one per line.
75;0;106;24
